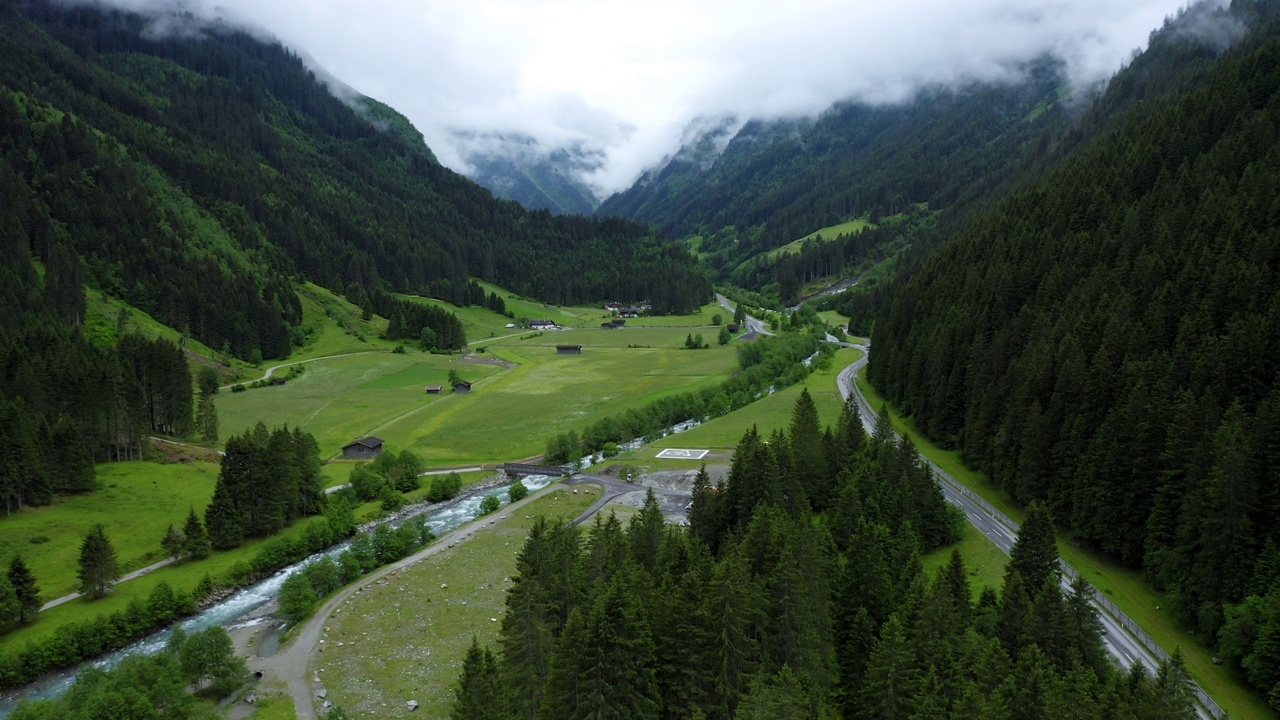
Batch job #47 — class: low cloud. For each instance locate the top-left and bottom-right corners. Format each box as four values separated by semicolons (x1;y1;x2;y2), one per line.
66;0;1220;197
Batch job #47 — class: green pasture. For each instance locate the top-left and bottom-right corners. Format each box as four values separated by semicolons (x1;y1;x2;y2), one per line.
0;461;338;650
216;353;502;458
640;347;862;453
507;326;730;350
854;369;1272;720
618;302;727;327
380;345;737;464
0;462;220;601
818;310;851;328
766;219;872;260
474;280;603;327
316;486;603;719
398;293;521;344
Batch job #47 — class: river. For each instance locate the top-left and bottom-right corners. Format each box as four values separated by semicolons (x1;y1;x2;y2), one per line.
0;474;558;716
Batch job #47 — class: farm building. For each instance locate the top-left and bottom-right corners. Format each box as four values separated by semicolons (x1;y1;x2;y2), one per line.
342;436;384;459
424;385;442;394
556;345;582;355
270;378;287;386
528;319;556;330
453;380;473;393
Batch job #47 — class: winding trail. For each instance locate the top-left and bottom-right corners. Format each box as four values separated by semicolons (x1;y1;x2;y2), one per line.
219;351;389;390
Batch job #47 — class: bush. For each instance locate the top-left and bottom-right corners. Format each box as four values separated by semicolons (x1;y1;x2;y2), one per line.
427;472;463;502
479;495;500;515
508;479;529;502
230;384;246;393
379;486;405;514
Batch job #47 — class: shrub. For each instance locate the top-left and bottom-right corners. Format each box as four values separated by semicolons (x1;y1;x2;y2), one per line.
427;472;463;502
479;495;500;515
508;479;529;502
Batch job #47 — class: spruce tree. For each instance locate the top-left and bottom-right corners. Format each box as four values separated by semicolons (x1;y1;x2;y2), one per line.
205;477;244;550
453;637;501;720
182;507;211;559
77;524;119;600
1007;501;1059;592
628;487;666;573
7;555;41;623
161;524;185;560
858;614;919;720
0;575;20;630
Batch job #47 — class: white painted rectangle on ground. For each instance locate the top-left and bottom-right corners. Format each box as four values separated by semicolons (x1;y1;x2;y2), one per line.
656;448;709;460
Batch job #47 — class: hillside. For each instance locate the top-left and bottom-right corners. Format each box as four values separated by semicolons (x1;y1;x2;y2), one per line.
870;1;1280;710
0;0;709;363
455;133;602;215
597;62;1069;297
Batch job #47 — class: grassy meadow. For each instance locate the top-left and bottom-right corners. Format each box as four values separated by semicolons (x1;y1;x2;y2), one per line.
0;462;219;600
765;219;873;260
218;302;742;466
639;347;862;454
314;486;603;718
217;353;504;458
0;461;339;650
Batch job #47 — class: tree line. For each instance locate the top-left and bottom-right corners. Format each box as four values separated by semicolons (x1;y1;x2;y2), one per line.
0;314;197;512
869;5;1280;710
454;393;1197;719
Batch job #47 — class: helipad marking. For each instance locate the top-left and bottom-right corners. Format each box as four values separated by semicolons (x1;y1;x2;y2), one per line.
656;448;709;460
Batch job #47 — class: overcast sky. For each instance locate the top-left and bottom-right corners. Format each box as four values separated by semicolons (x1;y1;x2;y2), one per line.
94;0;1207;196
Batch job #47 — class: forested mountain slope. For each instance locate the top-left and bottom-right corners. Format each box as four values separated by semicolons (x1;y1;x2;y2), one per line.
597;62;1069;292
0;0;708;362
870;1;1280;708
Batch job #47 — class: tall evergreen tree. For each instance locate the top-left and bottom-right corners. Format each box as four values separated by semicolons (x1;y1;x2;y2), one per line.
7;555;40;624
77;524;119;600
182;507;211;560
1006;501;1059;592
453;637;501;720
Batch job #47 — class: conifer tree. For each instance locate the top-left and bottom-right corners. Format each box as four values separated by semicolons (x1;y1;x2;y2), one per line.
7;555;40;624
540;575;660;720
1006;501;1059;592
858;615;919;720
453;637;501;720
0;575;20;630
628;487;666;574
77;524;119;600
161;524;185;560
205;476;244;550
182;507;211;559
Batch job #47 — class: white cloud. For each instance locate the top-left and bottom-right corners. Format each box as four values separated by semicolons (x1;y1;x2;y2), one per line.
72;0;1208;196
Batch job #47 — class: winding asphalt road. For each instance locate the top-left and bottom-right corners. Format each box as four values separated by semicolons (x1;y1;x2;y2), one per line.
716;289;1213;712
836;349;1219;719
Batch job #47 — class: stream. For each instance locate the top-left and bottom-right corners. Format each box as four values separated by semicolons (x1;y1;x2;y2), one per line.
0;474;558;716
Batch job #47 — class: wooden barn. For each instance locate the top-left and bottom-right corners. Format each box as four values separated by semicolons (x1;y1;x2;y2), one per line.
424;385;442;394
453;380;473;394
342;436;384;460
556;345;582;355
